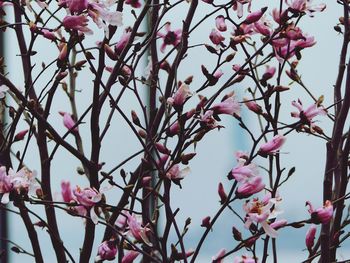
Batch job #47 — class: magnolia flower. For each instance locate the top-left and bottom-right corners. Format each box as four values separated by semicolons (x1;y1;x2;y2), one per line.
62;15;93;34
212;248;225;263
115;31;132;54
0;167;12;204
209;29;225;45
244;195;283;238
95;240;117;261
234;255;257;263
270;219;288;229
125;0;142;8
285;0;326;17
254;16;272;36
291;99;326;125
158;22;182;53
243;7;267;24
166;164;190;185
218;183;227;204
126;213;152;246
14;129;29;142
261;65;276;83
258;134;286;155
61;181;74;203
305;224;317;251
211;96;241;116
232;0;252;18
243;98;262;114
41;29;56;41
231;159;259;182
236;176;265;198
167;84;192;109
0;85;9;99
306;200;333;224
59;111;79;133
73;186;102;224
200;110;218;129
67;0;88;13
215;15;227;32
122;250;139;263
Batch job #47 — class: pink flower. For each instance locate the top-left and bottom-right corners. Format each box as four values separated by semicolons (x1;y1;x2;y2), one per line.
96;240;117;261
243;7;267;24
243;98;262;114
41;29;56;41
126;214;152;246
285;0;326;17
243;195;283;238
0;167;13;204
234;255;257;263
62;15;92;34
306;200;333;224
258;134;286;156
58;43;68;61
125;0;141;8
201;216;211;228
231;159;259;182
291;99;326;125
59;111;79;133
211;96;241;116
166;164;190;185
200;110;218;129
209;29;225;45
14;129;29;142
212;248;225;263
215;15;227;32
232;0;252;18
167;83;192;109
218;182;227;204
167;121;180;137
61;181;73;202
261;65;276;83
305;224;317;251
122;250;139;263
73;186;101;207
115;31;132;55
236;176;265;198
67;0;88;13
254;17;272;36
270;219;287;229
158;22;182;53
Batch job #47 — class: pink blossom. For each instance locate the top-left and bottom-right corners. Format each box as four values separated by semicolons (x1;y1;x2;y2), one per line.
258;134;286;155
218;182;227;204
201;216;211;228
14;129;29;142
270;219;288;229
166;164;190;184
167;121;180;137
306;200;333;224
0;167;12;204
305;224;317;251
122;250;139;263
125;0;142;8
158;23;182;53
126;214;152;245
291;99;326;125
244;196;283;238
285;0;326;17
232;0;252;18
167;84;192;109
41;29;56;41
243;98;262;114
234;255;257;263
231;159;259;182
215;15;227;32
96;240;117;261
212;248;225;263
73;186;101;207
61;181;73;203
62;15;92;34
8;168;38;195
254;17;272;36
261;65;276;83
243;7;267;24
200;110;218;129
115;31;132;55
236;176;265;198
67;0;88;13
211;96;241;116
209;29;225;45
58;43;68;61
59;111;79;133
213;69;224;79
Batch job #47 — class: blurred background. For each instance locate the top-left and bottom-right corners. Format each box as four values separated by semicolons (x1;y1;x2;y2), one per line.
1;1;350;262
